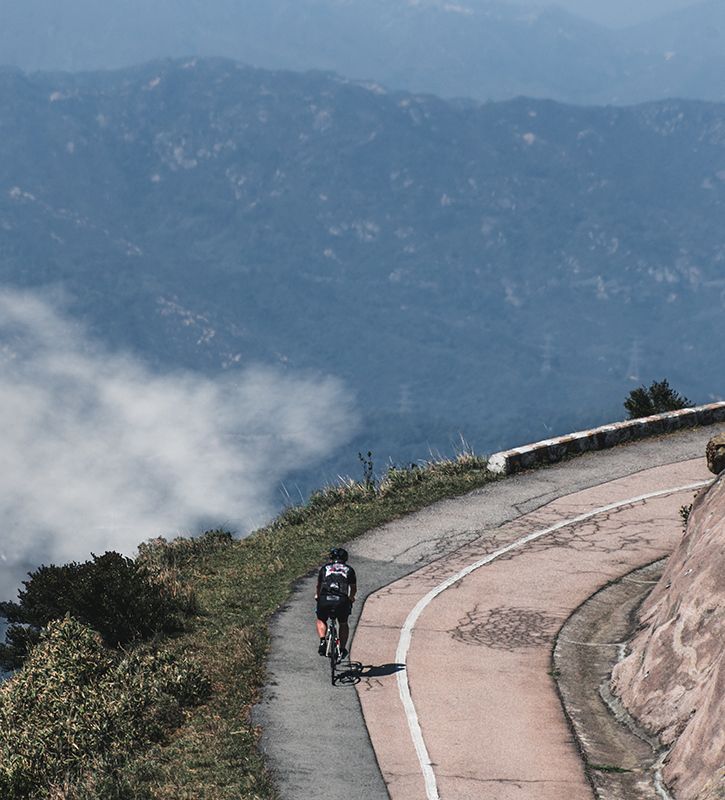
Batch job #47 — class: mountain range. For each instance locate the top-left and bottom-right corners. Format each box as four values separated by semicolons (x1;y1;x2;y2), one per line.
2;58;724;490
2;0;725;106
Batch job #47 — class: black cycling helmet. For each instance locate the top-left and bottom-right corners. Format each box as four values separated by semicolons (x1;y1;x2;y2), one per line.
329;547;348;563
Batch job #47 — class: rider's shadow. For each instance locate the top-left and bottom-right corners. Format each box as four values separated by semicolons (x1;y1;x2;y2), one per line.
333;661;406;685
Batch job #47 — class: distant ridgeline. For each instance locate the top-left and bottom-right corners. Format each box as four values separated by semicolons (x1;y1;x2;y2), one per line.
1;59;724;489
3;0;725;104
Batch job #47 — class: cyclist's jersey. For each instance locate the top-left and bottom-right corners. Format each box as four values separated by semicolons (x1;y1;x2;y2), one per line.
318;561;356;598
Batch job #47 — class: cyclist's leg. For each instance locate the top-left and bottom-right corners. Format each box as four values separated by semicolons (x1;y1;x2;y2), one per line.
338;619;348;647
316;600;329;654
338;622;349;654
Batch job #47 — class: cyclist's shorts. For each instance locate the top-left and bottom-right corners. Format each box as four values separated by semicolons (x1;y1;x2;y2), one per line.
316;594;352;623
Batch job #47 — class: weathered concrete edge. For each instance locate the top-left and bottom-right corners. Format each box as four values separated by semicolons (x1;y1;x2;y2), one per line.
551;559;667;800
488;402;725;476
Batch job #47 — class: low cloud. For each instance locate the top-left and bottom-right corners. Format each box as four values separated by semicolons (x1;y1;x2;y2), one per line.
0;289;357;599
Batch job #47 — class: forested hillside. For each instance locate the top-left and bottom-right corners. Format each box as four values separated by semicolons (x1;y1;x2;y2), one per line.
2;59;724;488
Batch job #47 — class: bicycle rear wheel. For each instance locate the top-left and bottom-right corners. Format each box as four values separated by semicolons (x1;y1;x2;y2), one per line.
327;618;338;685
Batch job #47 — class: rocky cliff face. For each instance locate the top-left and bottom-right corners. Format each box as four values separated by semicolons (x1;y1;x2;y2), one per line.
611;473;725;800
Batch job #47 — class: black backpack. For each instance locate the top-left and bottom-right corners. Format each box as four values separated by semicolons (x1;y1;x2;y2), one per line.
320;562;350;597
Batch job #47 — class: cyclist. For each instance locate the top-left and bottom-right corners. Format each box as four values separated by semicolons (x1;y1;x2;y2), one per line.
315;546;357;659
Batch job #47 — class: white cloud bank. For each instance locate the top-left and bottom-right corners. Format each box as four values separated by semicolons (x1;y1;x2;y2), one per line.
0;289;357;599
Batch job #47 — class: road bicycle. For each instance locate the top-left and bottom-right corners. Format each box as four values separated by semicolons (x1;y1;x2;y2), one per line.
323;613;342;685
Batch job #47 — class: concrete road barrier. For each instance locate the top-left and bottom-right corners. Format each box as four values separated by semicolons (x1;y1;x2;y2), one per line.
488;402;725;475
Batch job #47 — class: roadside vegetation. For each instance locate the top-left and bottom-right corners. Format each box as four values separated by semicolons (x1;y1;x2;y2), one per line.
624;378;693;419
0;552;194;670
0;382;705;798
0;452;496;799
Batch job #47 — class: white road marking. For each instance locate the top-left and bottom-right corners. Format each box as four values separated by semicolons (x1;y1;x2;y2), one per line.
394;480;710;800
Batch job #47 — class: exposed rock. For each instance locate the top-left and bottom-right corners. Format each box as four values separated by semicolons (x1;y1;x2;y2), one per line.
610;474;725;800
706;433;725;475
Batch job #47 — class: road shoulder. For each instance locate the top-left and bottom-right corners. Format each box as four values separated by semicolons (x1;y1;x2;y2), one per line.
554;560;667;800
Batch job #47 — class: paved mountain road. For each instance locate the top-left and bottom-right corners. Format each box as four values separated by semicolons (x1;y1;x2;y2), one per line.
254;425;724;799
355;459;709;798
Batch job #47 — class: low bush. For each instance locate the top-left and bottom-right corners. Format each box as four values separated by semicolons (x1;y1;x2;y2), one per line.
0;617;209;799
624;378;693;419
680;503;692;530
0;552;191;669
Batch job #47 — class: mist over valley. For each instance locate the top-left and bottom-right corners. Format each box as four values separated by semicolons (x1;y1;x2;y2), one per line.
0;286;357;600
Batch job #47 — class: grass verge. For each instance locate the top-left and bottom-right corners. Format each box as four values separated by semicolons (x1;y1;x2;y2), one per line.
119;453;498;798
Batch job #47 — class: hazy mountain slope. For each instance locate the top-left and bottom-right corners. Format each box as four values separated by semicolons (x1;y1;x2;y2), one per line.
625;0;725;59
2;59;725;488
617;0;725;103
0;0;723;105
0;0;616;102
537;0;697;29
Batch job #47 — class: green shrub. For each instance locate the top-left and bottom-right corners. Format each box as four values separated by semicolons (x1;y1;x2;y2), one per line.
624;378;693;419
0;552;190;669
0;617;209;800
680;503;692;530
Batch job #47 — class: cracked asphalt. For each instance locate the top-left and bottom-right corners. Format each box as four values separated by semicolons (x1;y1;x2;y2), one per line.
253;425;724;800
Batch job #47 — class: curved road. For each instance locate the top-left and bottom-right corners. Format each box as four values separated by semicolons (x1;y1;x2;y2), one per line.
254;425;724;800
355;460;709;798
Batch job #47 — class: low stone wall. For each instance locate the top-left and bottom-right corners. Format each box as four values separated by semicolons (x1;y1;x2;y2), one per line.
487;401;725;475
